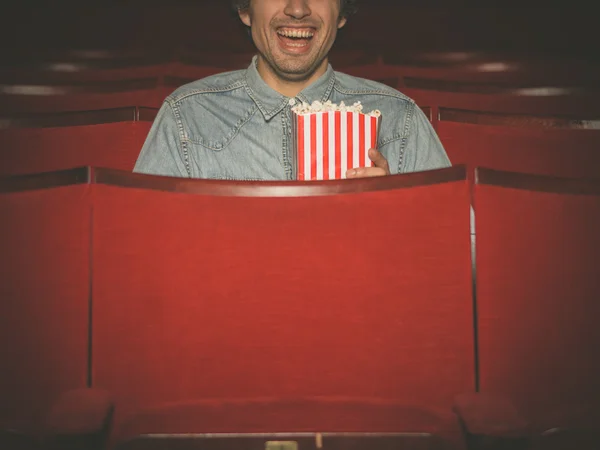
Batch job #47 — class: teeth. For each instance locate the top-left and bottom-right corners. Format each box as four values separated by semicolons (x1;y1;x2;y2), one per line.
277;29;314;39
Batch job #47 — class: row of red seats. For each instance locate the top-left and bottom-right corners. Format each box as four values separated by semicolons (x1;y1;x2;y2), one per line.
4;48;600;84
2;52;600;115
2;106;599;180
0;107;155;175
2;80;598;118
1;166;599;449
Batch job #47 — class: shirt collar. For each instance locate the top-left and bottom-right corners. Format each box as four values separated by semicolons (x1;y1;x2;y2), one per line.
244;55;336;121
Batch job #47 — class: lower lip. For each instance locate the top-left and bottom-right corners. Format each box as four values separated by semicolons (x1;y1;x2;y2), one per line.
277;33;314;54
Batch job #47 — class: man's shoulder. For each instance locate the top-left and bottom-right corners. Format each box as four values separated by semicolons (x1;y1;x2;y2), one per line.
333;71;414;105
166;69;248;104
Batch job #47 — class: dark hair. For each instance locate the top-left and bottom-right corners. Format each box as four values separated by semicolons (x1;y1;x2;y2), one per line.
231;0;358;19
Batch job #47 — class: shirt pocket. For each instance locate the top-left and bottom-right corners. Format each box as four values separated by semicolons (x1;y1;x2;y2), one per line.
181;101;257;151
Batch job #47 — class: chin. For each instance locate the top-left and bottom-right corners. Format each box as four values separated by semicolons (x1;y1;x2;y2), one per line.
275;66;318;81
275;59;326;79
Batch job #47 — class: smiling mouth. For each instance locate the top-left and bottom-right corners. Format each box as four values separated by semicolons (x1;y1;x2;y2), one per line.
276;27;316;50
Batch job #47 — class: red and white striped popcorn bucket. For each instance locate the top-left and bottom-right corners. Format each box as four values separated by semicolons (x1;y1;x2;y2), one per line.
292;103;381;181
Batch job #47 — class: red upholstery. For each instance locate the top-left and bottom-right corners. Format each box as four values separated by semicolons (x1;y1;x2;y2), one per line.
0;185;91;431
90;176;473;442
402;88;600;116
437;122;600;179
474;170;600;431
0;122;151;175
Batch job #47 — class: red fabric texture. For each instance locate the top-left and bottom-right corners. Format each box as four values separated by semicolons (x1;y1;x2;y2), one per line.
44;388;113;435
90;181;474;433
452;392;530;437
438;122;600;179
0;122;151;175
475;184;600;431
0;185;91;431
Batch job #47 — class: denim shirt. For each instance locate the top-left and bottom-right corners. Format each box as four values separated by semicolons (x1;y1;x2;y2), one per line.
134;56;451;180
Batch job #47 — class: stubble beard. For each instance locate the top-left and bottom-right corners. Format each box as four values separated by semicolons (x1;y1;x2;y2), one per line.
265;54;326;82
259;31;331;83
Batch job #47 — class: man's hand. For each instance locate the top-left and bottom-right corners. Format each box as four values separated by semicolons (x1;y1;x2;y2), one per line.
345;148;391;178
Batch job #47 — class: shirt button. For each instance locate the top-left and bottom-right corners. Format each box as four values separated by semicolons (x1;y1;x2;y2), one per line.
288;98;296;106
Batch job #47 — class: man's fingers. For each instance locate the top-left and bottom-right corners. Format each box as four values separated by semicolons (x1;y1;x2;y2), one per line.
368;148;390;173
344;149;391;178
346;167;388;178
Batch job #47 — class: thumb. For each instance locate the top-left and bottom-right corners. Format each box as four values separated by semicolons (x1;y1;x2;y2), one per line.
368;148;390;173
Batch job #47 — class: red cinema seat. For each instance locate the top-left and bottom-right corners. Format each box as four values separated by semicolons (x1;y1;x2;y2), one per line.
436;109;600;180
0;107;157;176
0;79;166;113
400;81;600;117
474;168;600;432
340;75;600;124
0;168;93;434
89;167;474;449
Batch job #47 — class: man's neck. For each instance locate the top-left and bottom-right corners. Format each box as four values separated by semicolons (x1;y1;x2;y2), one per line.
256;57;329;98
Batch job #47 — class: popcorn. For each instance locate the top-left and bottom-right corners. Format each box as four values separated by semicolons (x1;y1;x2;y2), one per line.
291;100;381;117
291;101;382;180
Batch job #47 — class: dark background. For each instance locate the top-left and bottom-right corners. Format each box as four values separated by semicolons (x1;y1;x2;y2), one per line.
1;0;597;62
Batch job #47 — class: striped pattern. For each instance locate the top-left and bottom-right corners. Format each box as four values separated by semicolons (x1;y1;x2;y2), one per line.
295;111;380;181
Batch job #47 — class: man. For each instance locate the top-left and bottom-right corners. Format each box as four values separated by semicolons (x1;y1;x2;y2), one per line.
134;0;450;179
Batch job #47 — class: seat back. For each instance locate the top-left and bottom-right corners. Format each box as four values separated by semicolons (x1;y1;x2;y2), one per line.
474;168;600;430
401;87;600;117
437;109;600;179
0;107;157;175
0;168;92;431
89;167;474;441
0;79;165;113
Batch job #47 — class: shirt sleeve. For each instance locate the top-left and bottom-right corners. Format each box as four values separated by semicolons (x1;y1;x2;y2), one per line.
399;105;451;173
133;100;190;177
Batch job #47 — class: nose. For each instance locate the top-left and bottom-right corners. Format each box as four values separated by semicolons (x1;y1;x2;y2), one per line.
284;0;311;20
